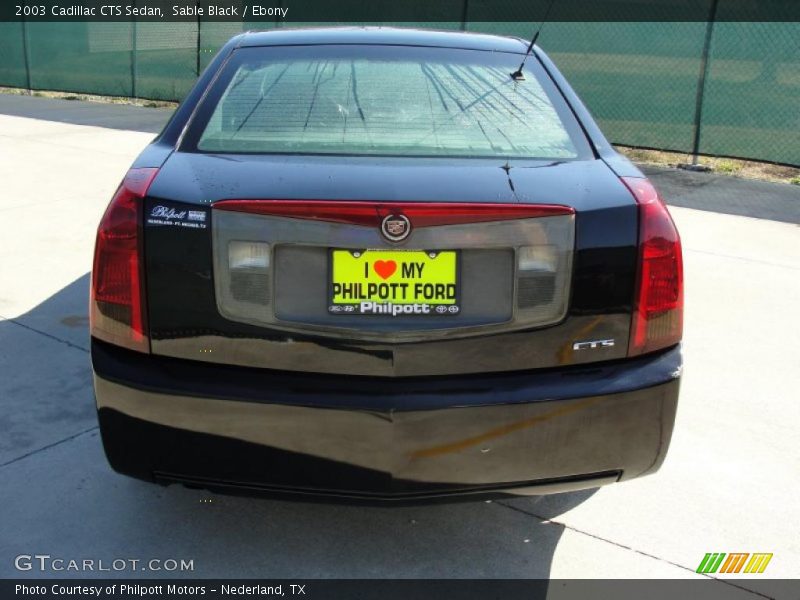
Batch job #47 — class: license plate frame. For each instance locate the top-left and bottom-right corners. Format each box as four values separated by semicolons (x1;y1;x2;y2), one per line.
328;249;460;316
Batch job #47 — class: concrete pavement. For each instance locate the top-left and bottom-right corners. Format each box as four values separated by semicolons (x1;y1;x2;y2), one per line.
0;104;798;592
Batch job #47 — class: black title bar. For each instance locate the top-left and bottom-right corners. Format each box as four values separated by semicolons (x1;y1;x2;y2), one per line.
4;579;800;599
4;0;800;22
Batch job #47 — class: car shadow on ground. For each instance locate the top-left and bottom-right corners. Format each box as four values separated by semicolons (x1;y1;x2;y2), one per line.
1;273;597;579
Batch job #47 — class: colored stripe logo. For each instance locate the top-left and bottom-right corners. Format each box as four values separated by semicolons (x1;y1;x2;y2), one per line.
697;553;773;574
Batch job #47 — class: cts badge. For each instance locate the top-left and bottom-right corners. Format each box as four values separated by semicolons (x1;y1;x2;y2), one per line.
381;214;411;242
573;339;615;350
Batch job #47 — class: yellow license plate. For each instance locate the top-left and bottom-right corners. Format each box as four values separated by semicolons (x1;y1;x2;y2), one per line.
329;249;459;316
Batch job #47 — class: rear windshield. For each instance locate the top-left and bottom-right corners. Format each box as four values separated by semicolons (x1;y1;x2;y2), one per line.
186;44;591;160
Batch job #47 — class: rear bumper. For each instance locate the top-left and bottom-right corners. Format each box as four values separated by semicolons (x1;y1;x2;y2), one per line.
92;339;681;502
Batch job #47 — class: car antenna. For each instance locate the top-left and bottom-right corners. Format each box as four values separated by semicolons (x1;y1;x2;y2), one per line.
510;0;558;81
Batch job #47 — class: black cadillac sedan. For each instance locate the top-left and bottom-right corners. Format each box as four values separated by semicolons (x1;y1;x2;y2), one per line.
91;27;683;501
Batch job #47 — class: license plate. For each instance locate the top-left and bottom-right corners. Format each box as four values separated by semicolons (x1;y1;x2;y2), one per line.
329;249;459;316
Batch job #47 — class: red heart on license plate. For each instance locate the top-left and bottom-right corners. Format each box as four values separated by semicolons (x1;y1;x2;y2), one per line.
373;260;397;280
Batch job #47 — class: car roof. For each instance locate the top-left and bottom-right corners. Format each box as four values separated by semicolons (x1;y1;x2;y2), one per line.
238;26;528;54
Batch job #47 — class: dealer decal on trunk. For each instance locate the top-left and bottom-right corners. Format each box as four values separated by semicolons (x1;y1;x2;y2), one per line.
147;205;208;230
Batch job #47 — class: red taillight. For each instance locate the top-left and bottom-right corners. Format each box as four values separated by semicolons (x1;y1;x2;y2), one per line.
622;177;683;356
90;168;158;353
213;200;573;226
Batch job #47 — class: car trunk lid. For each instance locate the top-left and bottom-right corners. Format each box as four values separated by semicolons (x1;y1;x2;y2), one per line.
143;154;640;375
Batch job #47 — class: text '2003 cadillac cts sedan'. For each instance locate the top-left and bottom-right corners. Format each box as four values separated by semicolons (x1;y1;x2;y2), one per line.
90;28;683;502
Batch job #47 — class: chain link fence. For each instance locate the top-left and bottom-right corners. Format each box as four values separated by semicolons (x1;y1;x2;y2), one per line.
0;18;797;165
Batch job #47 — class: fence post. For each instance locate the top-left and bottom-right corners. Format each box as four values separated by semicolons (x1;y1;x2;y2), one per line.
131;16;137;98
196;11;201;77
20;16;32;94
689;0;720;167
460;0;469;31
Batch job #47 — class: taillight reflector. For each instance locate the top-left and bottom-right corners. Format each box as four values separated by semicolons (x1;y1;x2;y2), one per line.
622;177;684;356
90;167;158;353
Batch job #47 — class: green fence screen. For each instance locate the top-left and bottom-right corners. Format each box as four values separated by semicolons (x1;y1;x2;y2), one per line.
0;19;797;165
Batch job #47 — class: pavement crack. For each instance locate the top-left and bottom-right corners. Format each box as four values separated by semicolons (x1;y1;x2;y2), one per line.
0;315;90;353
494;500;775;600
0;425;98;470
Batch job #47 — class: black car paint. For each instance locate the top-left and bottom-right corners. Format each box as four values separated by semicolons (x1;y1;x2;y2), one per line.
94;338;681;412
95;338;680;500
94;28;680;500
142;156;638;372
139;33;640;371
